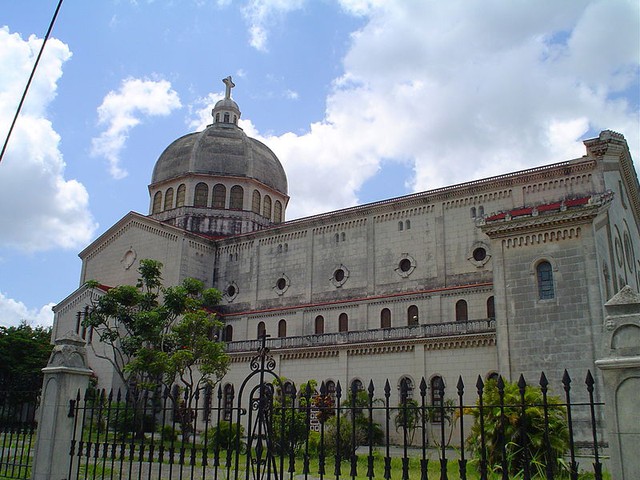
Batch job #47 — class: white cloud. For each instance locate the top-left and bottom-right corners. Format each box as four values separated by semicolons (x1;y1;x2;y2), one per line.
0;27;97;251
241;0;306;51
232;0;639;218
0;291;54;328
91;77;182;179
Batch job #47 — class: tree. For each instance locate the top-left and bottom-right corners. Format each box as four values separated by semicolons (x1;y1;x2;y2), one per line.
467;377;569;477
83;259;229;403
0;322;53;392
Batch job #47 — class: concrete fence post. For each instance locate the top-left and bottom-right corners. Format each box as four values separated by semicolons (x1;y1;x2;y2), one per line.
31;331;93;480
595;286;640;480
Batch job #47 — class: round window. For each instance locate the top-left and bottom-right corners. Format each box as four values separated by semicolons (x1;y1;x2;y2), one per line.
473;247;487;262
334;269;345;282
276;277;287;290
226;285;236;297
399;258;412;272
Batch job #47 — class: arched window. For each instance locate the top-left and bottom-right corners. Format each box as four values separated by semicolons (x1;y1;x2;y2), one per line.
405;220;411;230
430;376;444;422
351;379;364;393
537;261;554;299
152;191;162;214
194;182;208;207
398;221;404;231
164;187;174;210
338;313;349;332
470;207;476;218
325;380;336;401
223;324;233;342
407;305;419;326
176;184;186;207
223;112;230;123
274;200;283;223
478;206;484;216
257;321;266;339
315;315;324;335
252;190;261;214
380;308;391;329
486;296;495;319
223;383;234;421
278;319;287;338
263;195;272;219
456;300;468;321
230;185;244;210
212;184;226;208
399;376;414;401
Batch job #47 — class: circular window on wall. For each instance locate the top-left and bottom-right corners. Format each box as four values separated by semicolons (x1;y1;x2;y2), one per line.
274;274;290;295
224;282;239;302
395;254;416;278
468;243;491;267
331;265;350;287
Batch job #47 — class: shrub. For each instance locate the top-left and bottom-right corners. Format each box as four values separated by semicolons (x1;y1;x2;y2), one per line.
467;377;569;477
207;420;245;452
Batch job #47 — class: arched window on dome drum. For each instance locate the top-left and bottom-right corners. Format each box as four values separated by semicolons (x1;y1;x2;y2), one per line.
252;190;261;214
380;308;391;329
278;319;286;338
274;200;282;223
224;113;230;123
315;315;324;334
230;185;244;210
164;187;174;210
257;321;266;339
194;182;208;207
212;184;226;208
176;184;186;207
338;313;348;332
263;195;272;219
407;305;419;326
152;191;162;214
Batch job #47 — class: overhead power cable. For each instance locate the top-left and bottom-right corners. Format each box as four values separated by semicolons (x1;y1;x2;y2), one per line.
0;0;64;165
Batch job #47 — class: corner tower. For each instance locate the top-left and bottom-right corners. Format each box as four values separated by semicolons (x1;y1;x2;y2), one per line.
148;76;289;237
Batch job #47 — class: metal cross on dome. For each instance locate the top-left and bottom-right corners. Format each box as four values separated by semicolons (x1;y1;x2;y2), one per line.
223;75;235;99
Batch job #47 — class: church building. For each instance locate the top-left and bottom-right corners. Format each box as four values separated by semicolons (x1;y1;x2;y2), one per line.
52;78;640;416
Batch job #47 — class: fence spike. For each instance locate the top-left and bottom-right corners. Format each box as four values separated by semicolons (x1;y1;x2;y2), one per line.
539;371;548;391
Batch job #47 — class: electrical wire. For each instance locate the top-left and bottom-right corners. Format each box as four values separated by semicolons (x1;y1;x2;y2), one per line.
0;0;64;165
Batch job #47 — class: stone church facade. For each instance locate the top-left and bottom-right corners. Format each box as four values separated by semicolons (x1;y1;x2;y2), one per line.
52;80;639;419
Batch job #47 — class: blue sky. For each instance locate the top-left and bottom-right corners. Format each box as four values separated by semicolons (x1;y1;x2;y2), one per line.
1;0;638;327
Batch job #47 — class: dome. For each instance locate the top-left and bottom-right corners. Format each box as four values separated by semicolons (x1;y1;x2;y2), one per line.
150;76;287;195
151;124;288;194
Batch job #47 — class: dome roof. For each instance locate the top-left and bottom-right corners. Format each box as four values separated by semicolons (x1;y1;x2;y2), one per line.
151;123;288;194
150;76;287;194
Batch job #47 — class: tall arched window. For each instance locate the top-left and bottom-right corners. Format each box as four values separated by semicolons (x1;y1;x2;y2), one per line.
152;191;162;213
430;375;444;422
230;185;244;210
315;315;324;334
537;261;554;299
212;184;226;208
164;187;174;210
456;300;468;321
257;321;266;339
194;182;208;207
223;324;233;342
278;319;287;338
325;380;336;401
338;313;349;332
351;379;364;393
380;308;391;329
252;190;261;213
263;195;272;219
399;376;414;401
176;184;186;207
486;296;495;319
407;305;419;326
274;200;282;223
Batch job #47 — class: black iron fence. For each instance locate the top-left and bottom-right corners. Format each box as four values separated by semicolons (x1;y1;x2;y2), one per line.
66;345;606;480
0;390;39;479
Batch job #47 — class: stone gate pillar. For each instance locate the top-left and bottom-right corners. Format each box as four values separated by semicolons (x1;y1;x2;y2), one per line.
595;286;640;480
31;332;93;480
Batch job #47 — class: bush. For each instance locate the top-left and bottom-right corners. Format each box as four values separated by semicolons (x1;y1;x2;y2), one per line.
157;425;178;442
467;377;569;477
207;420;245;452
